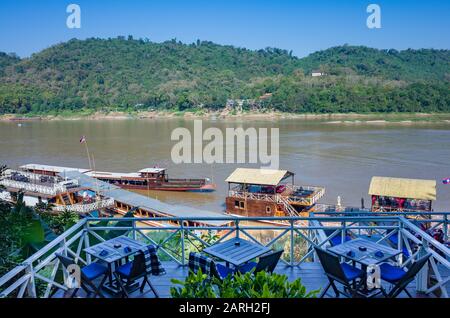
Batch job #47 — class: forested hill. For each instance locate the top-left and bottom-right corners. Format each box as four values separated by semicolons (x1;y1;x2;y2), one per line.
0;38;449;115
297;46;450;82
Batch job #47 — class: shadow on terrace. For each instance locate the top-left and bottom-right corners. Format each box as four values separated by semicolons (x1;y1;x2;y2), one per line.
0;212;449;299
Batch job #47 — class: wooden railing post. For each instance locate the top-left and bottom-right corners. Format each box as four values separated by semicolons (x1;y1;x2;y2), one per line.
444;214;448;243
181;220;185;266
84;221;91;264
290;219;294;266
24;262;36;298
415;239;429;294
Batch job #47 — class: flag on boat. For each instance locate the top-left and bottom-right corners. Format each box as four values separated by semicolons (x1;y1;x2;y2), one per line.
443;178;450;185
80;136;86;143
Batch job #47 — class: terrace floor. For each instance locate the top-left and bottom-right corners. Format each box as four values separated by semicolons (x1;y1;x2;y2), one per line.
52;261;449;298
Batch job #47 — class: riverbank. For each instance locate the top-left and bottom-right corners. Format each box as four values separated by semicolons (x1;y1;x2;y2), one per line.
2;110;450;124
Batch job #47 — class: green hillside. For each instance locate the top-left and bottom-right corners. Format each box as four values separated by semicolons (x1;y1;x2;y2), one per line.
0;38;449;114
297;45;450;82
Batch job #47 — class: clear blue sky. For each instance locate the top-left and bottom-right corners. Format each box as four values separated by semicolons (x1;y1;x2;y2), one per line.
0;0;449;58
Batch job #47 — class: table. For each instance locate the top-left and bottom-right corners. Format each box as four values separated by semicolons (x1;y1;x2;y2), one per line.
328;238;401;295
84;236;147;294
327;238;401;266
203;237;271;267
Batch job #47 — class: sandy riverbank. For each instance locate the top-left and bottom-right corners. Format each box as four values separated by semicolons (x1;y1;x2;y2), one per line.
2;111;450;124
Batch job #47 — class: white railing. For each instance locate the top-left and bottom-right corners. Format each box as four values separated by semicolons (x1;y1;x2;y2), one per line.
229;188;325;207
52;198;115;213
0;213;448;298
0;179;67;196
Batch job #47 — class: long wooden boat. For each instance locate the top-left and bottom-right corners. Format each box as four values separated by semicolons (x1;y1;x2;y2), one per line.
20;164;216;192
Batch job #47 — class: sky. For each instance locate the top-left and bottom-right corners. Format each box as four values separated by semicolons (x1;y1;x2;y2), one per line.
0;0;449;58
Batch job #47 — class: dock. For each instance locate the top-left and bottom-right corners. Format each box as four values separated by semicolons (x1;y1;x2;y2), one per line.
63;171;230;227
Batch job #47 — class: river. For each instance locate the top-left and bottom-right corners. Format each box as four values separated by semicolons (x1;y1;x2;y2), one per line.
1;118;449;212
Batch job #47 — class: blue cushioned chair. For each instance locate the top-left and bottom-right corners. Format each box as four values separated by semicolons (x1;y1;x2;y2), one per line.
324;230;352;246
56;253;108;298
214;263;235;280
238;250;283;274
188;252;234;280
314;247;365;298
378;253;431;298
387;232;411;258
114;251;159;298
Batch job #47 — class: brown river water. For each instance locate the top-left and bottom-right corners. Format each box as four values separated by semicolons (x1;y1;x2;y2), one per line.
1;118;449;212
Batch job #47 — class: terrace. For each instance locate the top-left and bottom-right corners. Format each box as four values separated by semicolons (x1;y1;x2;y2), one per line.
1;212;449;298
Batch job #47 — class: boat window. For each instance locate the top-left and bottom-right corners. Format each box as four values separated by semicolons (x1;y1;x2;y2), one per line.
266;206;271;214
234;200;240;208
239;201;245;209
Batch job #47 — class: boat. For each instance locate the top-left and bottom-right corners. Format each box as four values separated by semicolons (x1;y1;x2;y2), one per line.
225;168;325;218
20;164;216;192
0;168;115;215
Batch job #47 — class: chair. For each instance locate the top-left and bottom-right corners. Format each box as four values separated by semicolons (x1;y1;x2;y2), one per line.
378;253;431;298
114;251;159;298
387;231;412;258
324;229;352;246
188;252;234;280
237;250;283;274
314;247;365;298
56;253;108;298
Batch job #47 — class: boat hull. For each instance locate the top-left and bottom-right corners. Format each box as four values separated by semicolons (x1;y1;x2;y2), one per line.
110;183;217;192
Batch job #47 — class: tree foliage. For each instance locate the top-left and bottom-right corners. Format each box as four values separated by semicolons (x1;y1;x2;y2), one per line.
0;39;448;114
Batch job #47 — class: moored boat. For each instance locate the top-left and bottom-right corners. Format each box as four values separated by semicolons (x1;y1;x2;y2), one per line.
20;164;216;192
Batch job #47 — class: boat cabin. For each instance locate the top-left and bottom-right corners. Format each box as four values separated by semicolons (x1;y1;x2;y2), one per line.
225;168;325;217
368;176;436;212
0;168;110;214
20;164;91;177
138;168;167;179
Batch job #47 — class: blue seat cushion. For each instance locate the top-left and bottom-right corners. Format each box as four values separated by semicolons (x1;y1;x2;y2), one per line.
388;234;410;257
216;264;234;279
341;263;364;281
116;262;133;278
81;262;108;280
389;233;399;245
330;235;352;246
238;262;257;274
380;263;406;283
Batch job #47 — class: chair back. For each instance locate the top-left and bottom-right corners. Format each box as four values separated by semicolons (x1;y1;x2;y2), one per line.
55;253;75;269
129;252;147;279
314;247;348;283
55;253;89;282
255;250;283;273
397;253;431;285
388;253;431;297
188;252;219;279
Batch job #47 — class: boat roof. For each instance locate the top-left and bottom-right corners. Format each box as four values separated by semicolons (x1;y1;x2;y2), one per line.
368;176;437;201
139;168;166;174
20;164;166;178
85;171;142;178
20;164;91;174
64;171;230;226
225;168;294;186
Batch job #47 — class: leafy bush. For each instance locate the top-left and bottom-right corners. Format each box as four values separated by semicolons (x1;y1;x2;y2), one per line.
170;269;319;298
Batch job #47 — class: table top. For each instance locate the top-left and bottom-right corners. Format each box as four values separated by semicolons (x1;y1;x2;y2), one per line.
327;238;401;266
84;236;147;264
203;237;271;267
